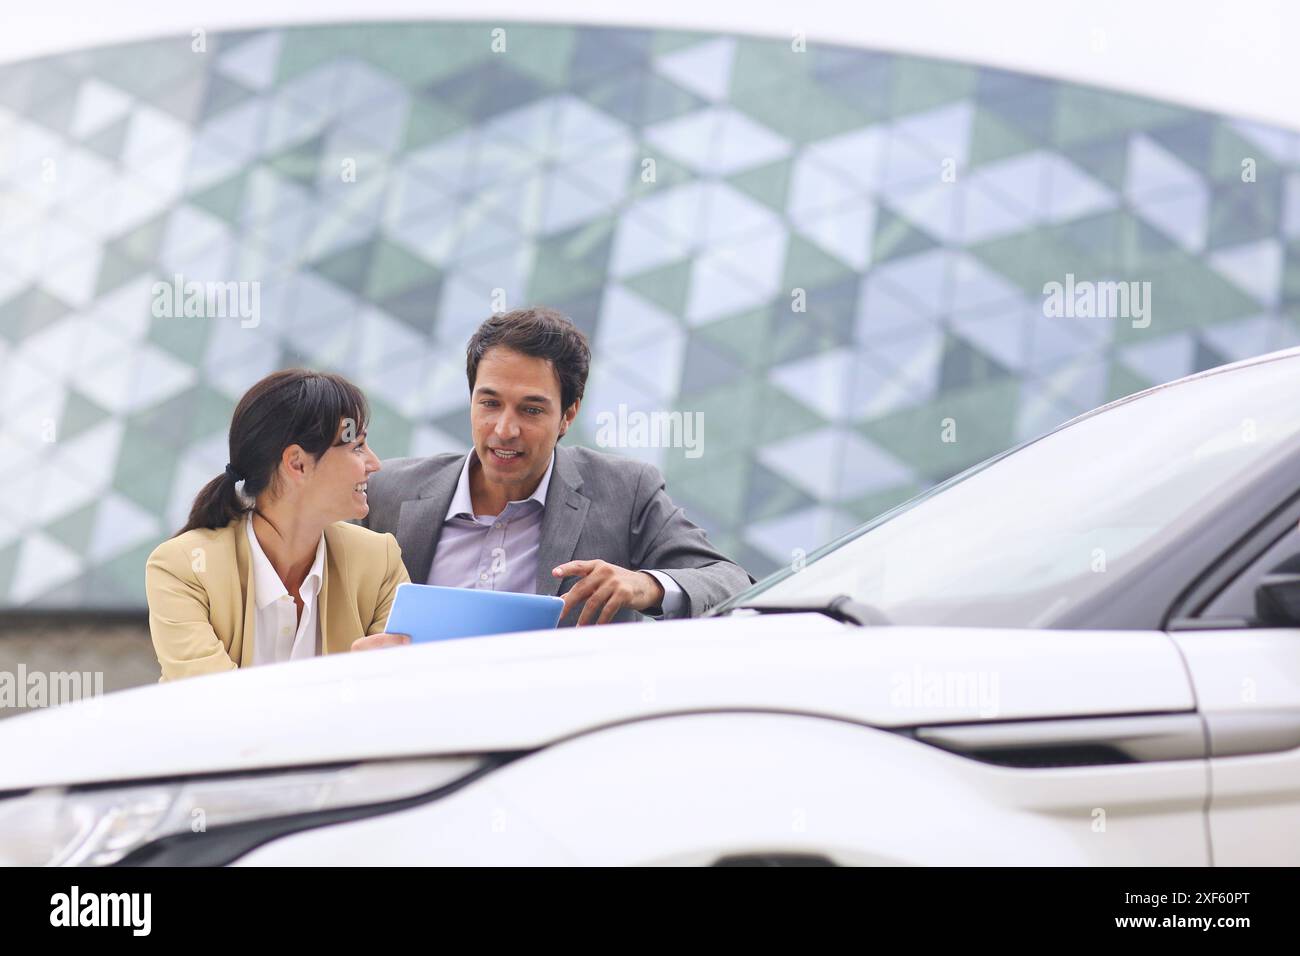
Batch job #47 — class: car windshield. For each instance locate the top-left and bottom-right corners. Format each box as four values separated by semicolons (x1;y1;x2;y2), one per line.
732;353;1300;627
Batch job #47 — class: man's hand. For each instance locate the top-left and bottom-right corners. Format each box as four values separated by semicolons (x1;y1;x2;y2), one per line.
552;560;665;626
351;633;411;651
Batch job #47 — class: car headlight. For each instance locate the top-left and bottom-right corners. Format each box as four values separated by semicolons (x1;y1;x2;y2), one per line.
0;757;483;866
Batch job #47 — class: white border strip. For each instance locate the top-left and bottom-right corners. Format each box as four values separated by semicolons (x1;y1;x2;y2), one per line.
3;0;1299;131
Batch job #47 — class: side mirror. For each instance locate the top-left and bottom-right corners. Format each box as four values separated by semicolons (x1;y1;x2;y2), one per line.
1255;569;1300;626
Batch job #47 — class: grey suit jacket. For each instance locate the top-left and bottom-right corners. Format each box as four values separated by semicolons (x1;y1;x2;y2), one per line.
361;444;755;623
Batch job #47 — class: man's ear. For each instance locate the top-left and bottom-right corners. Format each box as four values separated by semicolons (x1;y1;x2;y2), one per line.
559;399;580;437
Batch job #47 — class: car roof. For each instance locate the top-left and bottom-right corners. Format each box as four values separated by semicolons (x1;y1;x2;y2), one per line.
1051;344;1300;435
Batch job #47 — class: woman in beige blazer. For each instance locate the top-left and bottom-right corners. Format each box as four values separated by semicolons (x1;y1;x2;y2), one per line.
145;369;410;681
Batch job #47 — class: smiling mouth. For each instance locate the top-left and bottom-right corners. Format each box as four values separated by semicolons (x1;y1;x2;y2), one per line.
353;482;368;495
489;448;523;461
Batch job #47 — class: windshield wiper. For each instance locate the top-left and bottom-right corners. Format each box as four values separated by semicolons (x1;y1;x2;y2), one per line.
721;594;891;627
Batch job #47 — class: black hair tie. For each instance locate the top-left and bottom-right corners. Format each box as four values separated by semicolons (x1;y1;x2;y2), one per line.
224;463;243;483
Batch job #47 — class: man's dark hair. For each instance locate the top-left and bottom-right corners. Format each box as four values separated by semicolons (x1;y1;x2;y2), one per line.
465;307;591;413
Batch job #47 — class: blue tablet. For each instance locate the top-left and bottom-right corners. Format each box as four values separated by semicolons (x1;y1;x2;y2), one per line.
384;583;565;643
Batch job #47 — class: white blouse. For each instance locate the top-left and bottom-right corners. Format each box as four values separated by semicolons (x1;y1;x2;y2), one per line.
245;517;326;666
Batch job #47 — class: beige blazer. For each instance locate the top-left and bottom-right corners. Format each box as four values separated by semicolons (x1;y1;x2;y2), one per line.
145;516;409;681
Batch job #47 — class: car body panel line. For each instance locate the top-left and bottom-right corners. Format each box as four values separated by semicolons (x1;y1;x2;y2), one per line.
910;713;1206;766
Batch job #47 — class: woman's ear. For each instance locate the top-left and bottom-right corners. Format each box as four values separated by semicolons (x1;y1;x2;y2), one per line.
280;444;309;481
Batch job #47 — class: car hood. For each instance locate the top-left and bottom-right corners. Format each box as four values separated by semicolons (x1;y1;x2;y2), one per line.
0;613;1193;789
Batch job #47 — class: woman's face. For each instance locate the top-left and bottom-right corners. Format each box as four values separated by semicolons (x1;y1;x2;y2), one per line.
301;418;382;522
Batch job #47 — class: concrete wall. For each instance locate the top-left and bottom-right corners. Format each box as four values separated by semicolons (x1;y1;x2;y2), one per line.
0;616;158;720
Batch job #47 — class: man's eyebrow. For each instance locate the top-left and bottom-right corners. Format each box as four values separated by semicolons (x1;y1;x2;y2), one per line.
475;387;552;404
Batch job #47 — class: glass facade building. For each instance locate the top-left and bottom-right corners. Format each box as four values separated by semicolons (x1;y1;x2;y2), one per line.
1;23;1297;609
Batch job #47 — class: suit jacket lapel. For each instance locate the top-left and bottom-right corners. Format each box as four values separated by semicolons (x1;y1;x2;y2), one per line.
322;523;375;655
235;515;257;667
398;459;462;584
535;445;590;596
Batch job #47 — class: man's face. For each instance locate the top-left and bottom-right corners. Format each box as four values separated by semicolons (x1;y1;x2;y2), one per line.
470;346;578;497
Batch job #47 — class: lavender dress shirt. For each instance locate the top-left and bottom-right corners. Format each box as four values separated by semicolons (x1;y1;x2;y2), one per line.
426;450;684;616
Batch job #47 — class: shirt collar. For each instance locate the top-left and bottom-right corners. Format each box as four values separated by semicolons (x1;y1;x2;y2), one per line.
245;516;327;610
445;447;556;521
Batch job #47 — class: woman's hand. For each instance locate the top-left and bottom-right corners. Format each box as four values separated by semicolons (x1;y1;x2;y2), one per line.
351;633;411;651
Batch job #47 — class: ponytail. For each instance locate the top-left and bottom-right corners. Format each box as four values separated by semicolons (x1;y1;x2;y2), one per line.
177;469;249;535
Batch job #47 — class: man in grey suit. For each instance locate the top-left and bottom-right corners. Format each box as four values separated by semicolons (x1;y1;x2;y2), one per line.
358;307;753;636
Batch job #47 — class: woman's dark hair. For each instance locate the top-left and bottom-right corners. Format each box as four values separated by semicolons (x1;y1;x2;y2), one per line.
177;369;369;535
465;307;591;414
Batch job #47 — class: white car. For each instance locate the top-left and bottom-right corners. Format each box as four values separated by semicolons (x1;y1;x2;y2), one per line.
4;347;1300;866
